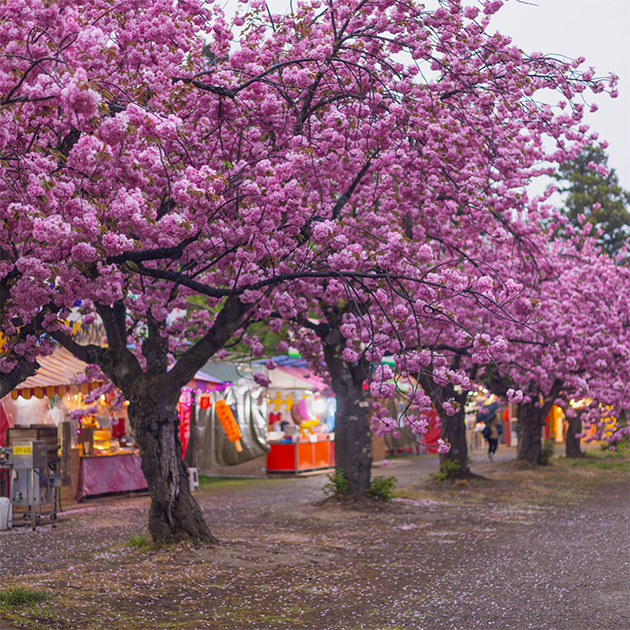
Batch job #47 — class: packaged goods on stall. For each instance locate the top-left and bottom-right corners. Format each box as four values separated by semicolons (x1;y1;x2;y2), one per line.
264;365;336;472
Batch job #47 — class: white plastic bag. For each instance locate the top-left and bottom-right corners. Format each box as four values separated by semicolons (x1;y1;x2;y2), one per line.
0;496;11;530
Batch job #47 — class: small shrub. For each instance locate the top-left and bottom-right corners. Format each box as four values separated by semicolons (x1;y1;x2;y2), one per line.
323;471;349;498
126;532;152;551
365;476;397;501
433;458;461;482
600;438;629;452
0;587;49;608
538;440;555;466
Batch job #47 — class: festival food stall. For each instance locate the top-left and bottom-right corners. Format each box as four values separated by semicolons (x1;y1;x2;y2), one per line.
75;369;227;501
0;348;108;501
263;358;337;473
191;375;270;477
0;348;226;502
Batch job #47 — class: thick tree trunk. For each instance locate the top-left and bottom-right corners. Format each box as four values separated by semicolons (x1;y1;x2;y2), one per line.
516;382;563;466
51;297;253;546
516;401;544;465
332;376;372;498
437;404;469;476
320;313;372;498
417;372;470;477
565;415;584;459
128;387;217;544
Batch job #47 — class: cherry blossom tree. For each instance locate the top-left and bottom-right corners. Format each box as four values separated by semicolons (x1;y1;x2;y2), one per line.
2;0;429;540
282;182;625;486
0;0;615;532
387;222;630;473
486;227;630;464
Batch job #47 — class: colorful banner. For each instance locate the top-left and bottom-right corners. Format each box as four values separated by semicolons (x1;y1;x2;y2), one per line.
177;392;192;458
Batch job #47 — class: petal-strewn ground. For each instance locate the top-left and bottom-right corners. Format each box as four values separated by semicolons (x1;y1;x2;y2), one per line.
1;446;628;630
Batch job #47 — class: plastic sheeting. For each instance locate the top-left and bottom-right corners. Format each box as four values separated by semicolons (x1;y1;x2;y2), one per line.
195;379;269;472
75;453;147;501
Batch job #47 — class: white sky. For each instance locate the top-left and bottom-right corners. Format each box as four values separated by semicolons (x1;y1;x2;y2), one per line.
490;0;630;189
221;0;630;190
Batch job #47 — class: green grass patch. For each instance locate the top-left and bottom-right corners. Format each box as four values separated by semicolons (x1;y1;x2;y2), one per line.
538;440;556;465
125;532;152;551
262;615;292;623
365;476;397;501
323;471;349;498
566;456;630;472
431;458;461;481
198;475;270;490
0;586;49;608
588;446;629;458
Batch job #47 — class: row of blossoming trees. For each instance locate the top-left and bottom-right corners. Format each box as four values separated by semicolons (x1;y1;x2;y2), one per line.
0;0;627;542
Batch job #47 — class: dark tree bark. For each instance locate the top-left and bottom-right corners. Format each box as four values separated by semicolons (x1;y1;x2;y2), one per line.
51;295;250;544
515;400;545;465
128;385;215;543
437;394;469;475
0;279;44;398
516;380;563;465
319;311;372;498
0;359;39;399
565;414;584;459
417;371;471;478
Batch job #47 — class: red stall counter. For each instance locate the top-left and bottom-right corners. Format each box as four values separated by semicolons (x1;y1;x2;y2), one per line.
267;435;334;473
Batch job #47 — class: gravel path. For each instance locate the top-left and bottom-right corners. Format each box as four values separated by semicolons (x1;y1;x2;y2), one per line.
0;448;628;630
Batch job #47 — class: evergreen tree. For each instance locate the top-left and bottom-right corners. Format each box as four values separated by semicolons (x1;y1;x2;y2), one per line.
554;146;630;256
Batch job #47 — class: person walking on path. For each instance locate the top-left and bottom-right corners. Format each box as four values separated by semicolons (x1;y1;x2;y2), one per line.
485;413;501;461
477;401;501;462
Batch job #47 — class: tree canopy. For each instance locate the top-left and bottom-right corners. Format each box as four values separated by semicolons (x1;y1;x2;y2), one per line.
0;0;621;532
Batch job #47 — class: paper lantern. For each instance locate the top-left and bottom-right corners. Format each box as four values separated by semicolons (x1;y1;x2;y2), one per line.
215;399;243;452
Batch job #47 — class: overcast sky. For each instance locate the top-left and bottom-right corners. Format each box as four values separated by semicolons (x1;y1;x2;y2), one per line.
489;0;630;189
222;0;630;189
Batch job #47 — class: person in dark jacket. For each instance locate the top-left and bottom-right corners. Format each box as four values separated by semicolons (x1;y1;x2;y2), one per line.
484;413;500;461
477;402;500;462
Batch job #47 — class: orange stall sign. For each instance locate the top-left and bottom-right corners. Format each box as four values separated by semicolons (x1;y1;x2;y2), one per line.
215;399;243;452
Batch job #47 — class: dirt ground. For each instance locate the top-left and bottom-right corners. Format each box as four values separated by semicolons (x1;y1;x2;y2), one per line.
0;446;628;630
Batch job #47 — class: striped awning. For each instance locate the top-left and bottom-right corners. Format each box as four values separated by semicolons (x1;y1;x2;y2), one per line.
185;370;225;391
11;348;225;400
11;381;104;400
11;347;104;400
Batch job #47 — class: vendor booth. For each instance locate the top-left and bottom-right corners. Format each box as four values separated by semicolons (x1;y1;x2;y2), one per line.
74;450;146;502
192;378;270;476
263;357;337;474
0;348;226;503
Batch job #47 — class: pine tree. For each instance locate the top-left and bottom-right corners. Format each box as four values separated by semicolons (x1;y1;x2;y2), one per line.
554;146;630;256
